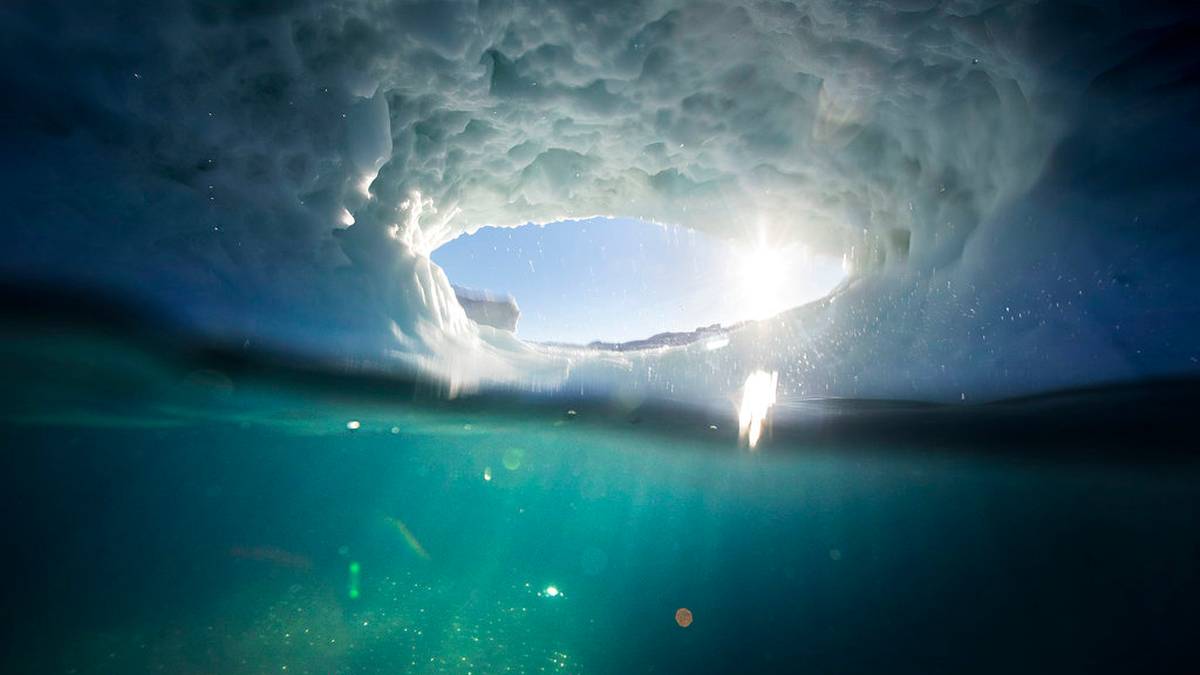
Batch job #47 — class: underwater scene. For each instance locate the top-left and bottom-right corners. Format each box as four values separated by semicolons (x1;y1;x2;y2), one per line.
2;298;1198;674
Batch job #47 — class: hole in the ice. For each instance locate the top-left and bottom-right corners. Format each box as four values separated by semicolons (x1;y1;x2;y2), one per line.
431;218;845;345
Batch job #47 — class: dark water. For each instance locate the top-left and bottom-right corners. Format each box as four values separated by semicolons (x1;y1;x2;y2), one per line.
1;306;1198;673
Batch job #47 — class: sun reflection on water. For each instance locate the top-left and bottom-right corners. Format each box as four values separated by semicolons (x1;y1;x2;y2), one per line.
738;370;778;449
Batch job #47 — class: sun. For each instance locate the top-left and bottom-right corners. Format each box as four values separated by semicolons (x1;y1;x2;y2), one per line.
736;243;787;319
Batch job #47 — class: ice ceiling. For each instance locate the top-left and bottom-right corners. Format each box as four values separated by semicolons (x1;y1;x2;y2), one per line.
3;1;1200;402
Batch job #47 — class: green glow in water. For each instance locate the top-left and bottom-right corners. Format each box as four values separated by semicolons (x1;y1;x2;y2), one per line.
348;561;361;600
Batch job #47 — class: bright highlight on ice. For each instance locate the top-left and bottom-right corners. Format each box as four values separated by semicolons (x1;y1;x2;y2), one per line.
739;370;778;449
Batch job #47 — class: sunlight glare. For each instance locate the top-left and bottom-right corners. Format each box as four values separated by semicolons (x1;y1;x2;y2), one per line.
738;370;778;449
736;244;788;319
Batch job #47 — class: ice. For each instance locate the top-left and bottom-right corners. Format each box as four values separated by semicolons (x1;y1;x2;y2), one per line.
452;285;520;332
3;1;1199;403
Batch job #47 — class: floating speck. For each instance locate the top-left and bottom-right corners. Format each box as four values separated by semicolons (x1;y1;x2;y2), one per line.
502;448;524;471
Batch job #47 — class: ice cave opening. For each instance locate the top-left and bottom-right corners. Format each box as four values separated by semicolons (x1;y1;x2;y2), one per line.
431;217;846;346
4;0;1199;409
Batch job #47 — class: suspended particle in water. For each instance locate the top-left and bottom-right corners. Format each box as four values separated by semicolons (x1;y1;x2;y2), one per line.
390;426;400;434
388;517;431;560
675;608;693;627
483;467;492;482
543;585;560;597
346;420;361;430
502;447;524;471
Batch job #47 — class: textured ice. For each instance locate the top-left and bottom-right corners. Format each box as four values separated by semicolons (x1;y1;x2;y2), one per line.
2;1;1200;401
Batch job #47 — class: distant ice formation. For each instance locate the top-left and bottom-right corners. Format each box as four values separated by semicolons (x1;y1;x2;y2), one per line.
453;285;520;333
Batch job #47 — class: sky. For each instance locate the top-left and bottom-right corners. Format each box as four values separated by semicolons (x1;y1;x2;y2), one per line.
433;218;844;344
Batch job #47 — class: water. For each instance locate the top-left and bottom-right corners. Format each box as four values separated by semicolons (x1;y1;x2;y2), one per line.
2;312;1198;673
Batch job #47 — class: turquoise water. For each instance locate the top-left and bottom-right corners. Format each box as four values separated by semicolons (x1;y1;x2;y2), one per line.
2;323;1198;673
